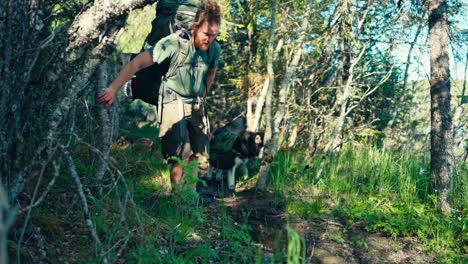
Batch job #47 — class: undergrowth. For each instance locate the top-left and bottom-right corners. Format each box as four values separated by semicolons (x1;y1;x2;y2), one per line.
269;145;467;263
111;133;259;263
16;121;466;263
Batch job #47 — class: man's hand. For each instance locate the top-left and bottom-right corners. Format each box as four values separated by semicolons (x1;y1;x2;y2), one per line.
96;51;155;109
97;89;116;109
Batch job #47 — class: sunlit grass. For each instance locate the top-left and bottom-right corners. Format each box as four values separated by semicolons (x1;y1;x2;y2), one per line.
110;137;261;262
268;144;467;262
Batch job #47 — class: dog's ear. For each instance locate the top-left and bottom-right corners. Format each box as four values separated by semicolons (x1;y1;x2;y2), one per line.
255;132;265;145
254;134;262;144
241;131;250;142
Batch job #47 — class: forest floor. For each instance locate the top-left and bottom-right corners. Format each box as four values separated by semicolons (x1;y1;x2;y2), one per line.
203;185;436;263
17;131;463;263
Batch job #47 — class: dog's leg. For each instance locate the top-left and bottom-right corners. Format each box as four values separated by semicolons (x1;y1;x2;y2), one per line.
241;159;249;180
227;168;235;190
228;157;243;190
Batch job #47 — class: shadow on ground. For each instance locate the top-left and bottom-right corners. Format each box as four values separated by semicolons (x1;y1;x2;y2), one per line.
216;187;435;264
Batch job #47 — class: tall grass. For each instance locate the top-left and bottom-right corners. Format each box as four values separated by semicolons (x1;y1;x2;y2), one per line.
269;144;467;262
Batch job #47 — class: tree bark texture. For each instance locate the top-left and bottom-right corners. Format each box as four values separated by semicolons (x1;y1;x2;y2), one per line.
0;5;159;259
0;0;29;205
250;39;283;132
256;0;278;190
324;0;353;153
273;0;312;148
427;0;453;213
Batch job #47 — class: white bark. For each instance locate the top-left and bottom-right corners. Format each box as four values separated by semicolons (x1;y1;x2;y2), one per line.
256;0;278;190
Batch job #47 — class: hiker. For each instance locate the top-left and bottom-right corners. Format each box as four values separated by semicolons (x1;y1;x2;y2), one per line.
97;0;221;191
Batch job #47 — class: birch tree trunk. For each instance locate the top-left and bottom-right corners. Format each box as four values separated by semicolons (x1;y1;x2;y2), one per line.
255;0;278;190
273;0;312;148
0;0;157;258
427;0;453;213
256;0;312;190
244;0;258;129
324;0;353;153
251;39;283;132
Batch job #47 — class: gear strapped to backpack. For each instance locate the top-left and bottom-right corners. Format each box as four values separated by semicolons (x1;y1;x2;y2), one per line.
129;0;202;105
209;116;248;168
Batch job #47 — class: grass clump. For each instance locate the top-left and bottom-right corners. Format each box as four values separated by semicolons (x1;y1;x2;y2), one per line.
268;144;467;262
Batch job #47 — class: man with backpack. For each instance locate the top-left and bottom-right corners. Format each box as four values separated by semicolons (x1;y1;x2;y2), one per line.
97;0;221;192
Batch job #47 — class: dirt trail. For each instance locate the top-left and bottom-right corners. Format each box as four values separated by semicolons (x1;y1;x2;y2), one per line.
217;188;435;264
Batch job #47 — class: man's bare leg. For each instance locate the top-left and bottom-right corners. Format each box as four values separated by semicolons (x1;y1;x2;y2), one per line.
170;163;183;194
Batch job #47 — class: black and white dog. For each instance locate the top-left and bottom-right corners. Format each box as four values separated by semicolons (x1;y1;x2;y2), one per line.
206;117;264;193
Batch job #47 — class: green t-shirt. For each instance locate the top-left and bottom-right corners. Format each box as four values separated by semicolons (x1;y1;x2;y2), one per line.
147;33;221;98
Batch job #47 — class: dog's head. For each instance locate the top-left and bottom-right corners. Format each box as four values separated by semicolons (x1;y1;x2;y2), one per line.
237;131;265;158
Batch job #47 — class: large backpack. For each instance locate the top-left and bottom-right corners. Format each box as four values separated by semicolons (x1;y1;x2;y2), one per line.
130;0;202;105
209;116;248;168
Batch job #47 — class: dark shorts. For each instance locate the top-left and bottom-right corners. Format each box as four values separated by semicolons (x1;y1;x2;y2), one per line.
159;100;209;165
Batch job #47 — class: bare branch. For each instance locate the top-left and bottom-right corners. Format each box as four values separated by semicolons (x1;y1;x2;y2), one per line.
345;64;394;116
0;184;18;264
61;146;106;262
73;136;146;241
19;161;61;214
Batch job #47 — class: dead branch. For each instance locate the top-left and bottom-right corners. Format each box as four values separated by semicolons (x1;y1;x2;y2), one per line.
73;136;146;241
345;64;394;116
0;184;18;264
19;161;61;215
67;0;158;52
61;146;107;263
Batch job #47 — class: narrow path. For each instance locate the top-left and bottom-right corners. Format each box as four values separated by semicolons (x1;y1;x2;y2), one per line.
216;188;435;264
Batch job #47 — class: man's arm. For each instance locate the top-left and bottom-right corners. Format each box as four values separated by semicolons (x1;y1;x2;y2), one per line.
97;51;154;108
203;68;217;98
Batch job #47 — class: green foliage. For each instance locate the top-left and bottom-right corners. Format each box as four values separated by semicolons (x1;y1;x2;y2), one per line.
336;197;466;260
184;243;220;263
49;0;91;29
286;226;306;264
218;209;257;262
324;230;346;244
31;209;65;239
285;199;326;220
116;4;156;53
268;145;467;262
127;237;162;263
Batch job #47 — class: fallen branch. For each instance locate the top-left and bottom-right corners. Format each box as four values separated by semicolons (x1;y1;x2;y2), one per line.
61;146;107;263
73;135;146;241
19;161;61;215
17;154;60;263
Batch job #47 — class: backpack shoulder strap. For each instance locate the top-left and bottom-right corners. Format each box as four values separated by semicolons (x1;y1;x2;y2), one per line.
165;30;191;79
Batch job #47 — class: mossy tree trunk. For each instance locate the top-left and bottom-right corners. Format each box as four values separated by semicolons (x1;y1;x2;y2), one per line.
0;0;156;261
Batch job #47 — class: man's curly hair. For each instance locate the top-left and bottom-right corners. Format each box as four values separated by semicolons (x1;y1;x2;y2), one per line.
193;0;221;27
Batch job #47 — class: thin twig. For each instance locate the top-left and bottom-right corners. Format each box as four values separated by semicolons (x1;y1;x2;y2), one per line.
0;185;18;264
19;162;61;214
108;159;146;241
61;146;108;263
17;153;58;263
73;135;146;241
